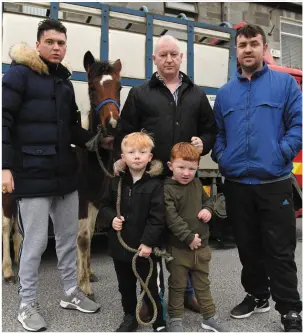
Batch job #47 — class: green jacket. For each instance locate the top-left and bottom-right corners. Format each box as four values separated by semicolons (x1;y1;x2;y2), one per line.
164;177;214;249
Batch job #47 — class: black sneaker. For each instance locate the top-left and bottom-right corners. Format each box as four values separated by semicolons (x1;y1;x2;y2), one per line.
116;314;138;332
281;311;302;332
230;294;270;319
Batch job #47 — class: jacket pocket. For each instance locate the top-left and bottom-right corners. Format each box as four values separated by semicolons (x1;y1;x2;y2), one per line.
272;143;286;167
22;145;57;171
251;101;284;109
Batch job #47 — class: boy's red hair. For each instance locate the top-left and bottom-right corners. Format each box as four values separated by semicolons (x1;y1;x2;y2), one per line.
170;142;200;162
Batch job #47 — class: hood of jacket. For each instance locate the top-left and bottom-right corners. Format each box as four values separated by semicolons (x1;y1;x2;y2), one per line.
9;42;72;79
118;159;163;179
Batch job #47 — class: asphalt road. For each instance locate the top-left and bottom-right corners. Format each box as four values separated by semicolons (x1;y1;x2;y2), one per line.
2;219;302;332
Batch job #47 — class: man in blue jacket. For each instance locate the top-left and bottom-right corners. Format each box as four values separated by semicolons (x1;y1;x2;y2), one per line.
2;19;100;331
212;24;302;332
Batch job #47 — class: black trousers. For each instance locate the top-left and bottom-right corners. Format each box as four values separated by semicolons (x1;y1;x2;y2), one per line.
224;178;302;315
113;257;166;329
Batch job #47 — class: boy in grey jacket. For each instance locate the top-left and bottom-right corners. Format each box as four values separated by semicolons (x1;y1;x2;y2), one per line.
164;142;227;332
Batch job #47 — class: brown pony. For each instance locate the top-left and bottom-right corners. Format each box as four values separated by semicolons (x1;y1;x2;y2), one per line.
2;52;122;300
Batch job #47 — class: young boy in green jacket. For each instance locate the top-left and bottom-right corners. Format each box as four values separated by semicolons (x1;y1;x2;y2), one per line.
164;142;227;332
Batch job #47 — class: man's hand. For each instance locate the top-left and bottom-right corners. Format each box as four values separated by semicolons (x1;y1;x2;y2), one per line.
189;233;201;250
2;170;14;193
112;216;125;231
191;136;203;154
138;244;152;258
113;159;126;176
197;209;212;223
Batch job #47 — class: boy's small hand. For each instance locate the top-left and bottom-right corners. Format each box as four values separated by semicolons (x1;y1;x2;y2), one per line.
198;209;212;223
189;233;201;250
138;244;152;258
112;216;125;231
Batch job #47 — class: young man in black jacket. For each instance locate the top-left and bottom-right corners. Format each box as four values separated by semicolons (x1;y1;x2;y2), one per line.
100;132;166;332
2;19;100;331
114;35;217;313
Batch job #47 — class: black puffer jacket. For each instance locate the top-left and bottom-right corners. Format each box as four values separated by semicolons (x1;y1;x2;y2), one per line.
2;43;92;198
99;160;166;262
114;72;217;174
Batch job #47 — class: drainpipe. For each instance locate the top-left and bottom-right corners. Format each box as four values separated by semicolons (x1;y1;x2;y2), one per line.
220;2;225;22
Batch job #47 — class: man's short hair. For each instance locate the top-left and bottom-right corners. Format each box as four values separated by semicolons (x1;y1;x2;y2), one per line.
236;24;267;45
170;142;200;163
37;19;67;41
121;131;154;152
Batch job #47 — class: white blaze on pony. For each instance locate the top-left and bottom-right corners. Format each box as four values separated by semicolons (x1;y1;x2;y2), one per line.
99;74;113;85
98;74;118;129
109;111;118;129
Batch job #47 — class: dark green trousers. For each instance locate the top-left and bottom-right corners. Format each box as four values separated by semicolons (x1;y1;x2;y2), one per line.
167;245;216;318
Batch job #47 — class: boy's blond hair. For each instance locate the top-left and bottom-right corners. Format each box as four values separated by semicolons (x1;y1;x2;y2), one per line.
121;131;154;152
170;142;200;162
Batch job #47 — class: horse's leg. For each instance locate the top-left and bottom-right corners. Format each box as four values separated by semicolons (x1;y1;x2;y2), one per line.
87;203;98;282
2;212;15;284
77;217;93;298
12;217;22;265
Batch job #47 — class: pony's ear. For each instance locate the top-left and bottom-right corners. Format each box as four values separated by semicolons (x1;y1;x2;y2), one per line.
112;59;122;74
83;51;95;73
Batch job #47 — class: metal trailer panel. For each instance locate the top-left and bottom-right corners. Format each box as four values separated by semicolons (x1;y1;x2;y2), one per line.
60;21;101;73
109;30;146;79
194;44;229;88
2;13;41;63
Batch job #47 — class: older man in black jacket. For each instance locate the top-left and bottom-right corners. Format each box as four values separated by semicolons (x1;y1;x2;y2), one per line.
114;35;217;314
2;19;100;331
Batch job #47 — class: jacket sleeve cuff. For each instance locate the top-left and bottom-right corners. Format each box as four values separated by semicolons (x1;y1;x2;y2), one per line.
185;233;195;246
203;207;213;215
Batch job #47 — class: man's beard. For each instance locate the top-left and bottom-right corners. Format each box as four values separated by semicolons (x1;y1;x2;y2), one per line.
241;60;262;73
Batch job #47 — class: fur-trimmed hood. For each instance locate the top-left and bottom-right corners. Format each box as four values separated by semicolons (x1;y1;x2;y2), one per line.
146;159;163;177
9;42;72;77
117;159;163;178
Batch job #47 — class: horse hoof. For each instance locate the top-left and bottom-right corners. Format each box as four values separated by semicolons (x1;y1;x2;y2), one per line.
90;274;99;283
4;276;16;284
87;293;96;301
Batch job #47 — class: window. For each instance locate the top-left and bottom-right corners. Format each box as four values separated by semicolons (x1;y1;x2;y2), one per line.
280;18;302;69
164;2;198;20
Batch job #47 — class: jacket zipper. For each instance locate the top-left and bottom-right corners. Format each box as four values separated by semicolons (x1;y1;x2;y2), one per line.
53;77;62;193
246;80;251;182
126;187;132;220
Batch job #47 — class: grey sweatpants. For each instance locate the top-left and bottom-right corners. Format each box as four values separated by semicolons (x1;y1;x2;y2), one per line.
17;191;79;304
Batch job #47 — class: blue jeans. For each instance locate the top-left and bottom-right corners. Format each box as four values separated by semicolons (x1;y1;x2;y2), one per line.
184;271;195;297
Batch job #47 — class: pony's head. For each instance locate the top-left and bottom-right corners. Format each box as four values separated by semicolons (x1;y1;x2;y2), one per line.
83;51;122;139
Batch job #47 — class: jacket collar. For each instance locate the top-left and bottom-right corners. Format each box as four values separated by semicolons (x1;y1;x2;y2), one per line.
149;71;193;88
40;56;71;79
236;62;269;81
119;160;163;185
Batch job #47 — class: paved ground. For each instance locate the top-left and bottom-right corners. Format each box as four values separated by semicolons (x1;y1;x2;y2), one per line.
2;219;302;332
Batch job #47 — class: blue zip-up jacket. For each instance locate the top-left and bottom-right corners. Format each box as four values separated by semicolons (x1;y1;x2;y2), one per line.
211;64;302;184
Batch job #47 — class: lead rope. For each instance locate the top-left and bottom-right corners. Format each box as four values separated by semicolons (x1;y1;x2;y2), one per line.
116;178;173;327
86;125;115;178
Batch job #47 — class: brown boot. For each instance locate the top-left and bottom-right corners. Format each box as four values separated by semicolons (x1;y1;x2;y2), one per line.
139;301;151;322
184;295;200;313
